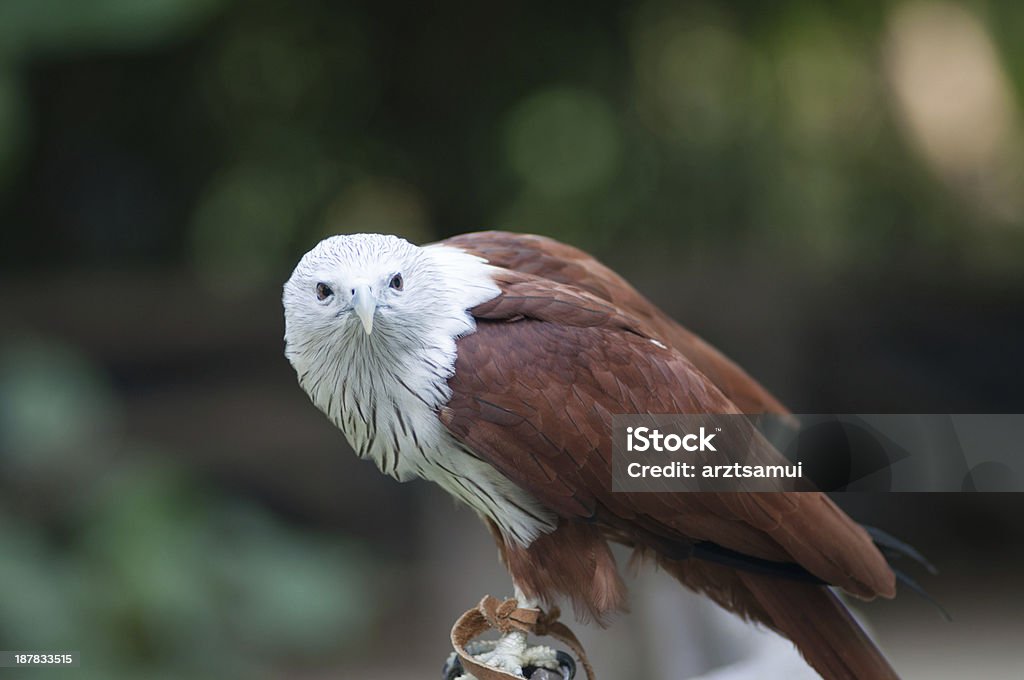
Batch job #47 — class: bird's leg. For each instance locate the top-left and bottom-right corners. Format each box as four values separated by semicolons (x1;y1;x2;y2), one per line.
514;584;540;610
469;586;560;677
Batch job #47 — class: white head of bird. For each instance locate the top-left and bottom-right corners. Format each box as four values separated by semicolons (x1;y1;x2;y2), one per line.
283;231;501;397
281;233;508;475
282;233;550;542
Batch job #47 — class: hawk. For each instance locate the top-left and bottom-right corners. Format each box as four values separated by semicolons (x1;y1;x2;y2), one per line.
283;231;903;679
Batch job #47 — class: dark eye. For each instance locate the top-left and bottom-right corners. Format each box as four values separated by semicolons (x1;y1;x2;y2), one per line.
389;273;403;291
315;282;334;301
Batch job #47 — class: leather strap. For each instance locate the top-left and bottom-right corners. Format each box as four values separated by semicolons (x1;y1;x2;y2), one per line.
450;595;595;680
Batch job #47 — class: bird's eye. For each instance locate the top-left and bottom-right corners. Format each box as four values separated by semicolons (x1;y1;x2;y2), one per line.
389;273;403;291
315;282;334;301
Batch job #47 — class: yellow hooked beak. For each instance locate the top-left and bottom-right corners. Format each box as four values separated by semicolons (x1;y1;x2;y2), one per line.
351;283;376;335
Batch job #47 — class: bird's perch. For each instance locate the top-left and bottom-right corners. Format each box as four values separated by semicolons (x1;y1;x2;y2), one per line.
446;596;591;680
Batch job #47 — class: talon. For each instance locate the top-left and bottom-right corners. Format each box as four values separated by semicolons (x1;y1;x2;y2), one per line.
465;632;565;678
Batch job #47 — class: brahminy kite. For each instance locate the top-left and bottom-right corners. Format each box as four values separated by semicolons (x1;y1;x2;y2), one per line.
283;231;906;679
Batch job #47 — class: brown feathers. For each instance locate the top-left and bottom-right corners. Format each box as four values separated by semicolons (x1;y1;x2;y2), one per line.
436;231;900;679
492;518;628;624
444;230;790;416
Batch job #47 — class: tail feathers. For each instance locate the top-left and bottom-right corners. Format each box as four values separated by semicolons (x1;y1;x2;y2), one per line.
739;572;899;680
660;557;900;680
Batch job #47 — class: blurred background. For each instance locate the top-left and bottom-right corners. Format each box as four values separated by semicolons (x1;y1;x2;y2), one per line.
1;0;1023;678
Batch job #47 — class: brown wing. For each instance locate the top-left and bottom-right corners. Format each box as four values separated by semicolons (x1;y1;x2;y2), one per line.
441;230;790;416
441;269;894;601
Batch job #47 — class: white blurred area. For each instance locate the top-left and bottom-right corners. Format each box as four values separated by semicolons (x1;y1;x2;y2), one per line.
885;1;1024;224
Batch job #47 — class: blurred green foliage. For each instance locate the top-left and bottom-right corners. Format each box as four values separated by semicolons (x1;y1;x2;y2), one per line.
0;339;376;678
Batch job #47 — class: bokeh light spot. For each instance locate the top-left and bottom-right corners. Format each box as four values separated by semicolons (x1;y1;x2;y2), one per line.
505;87;621;197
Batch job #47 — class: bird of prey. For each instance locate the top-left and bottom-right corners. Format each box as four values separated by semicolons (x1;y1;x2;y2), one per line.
283;231;902;679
